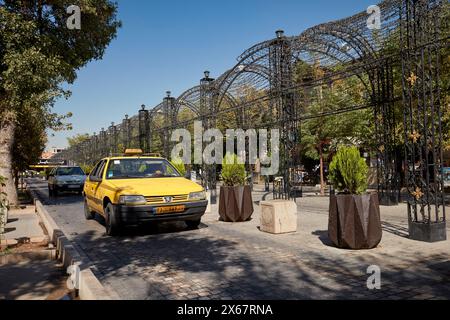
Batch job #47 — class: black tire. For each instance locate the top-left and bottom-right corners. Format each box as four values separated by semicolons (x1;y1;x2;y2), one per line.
104;203;121;236
84;199;95;220
186;219;201;229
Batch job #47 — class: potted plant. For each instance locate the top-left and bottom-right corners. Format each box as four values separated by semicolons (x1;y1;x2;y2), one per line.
327;146;382;249
0;176;9;235
218;153;254;222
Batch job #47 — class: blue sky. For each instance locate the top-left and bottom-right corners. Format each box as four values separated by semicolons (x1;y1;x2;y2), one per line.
48;0;377;149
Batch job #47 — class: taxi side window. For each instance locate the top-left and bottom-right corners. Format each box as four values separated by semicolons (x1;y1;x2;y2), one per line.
90;161;105;180
89;162;101;179
96;161;107;179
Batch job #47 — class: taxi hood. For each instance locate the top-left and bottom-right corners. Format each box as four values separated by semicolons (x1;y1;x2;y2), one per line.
107;177;203;196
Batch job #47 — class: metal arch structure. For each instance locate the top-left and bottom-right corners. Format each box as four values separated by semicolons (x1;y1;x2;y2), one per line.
286;0;400;203
144;93;179;158
57;0;447;241
208;14;390;199
175;85;202;116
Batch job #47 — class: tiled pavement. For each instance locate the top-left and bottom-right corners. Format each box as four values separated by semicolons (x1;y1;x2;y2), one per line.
27;179;450;300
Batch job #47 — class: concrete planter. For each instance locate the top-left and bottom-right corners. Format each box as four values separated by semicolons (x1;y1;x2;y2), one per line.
328;193;382;249
260;200;297;234
218;186;253;222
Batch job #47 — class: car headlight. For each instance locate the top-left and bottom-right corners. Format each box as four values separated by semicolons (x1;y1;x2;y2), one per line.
119;195;146;206
189;191;206;201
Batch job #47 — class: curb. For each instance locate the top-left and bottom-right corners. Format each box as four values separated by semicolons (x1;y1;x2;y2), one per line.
29;185;118;300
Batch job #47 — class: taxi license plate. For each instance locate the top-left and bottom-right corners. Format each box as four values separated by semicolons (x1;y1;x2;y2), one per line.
156;205;185;214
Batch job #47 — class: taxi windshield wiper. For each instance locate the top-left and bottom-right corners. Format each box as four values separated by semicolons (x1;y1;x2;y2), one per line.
125;175;145;178
109;174;145;179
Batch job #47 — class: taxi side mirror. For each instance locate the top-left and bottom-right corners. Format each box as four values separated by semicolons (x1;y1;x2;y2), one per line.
184;172;191;179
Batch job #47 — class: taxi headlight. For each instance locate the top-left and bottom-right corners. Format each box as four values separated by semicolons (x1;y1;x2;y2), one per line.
188;191;206;201
119;195;146;206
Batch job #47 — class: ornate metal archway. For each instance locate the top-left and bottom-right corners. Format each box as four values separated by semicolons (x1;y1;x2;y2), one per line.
58;0;447;242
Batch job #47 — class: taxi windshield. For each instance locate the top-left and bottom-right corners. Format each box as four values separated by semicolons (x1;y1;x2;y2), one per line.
106;158;181;180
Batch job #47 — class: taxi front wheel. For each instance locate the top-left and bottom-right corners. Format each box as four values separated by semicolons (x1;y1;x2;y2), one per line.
105;203;122;236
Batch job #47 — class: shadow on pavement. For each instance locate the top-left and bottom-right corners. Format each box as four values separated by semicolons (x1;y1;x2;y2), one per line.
311;230;334;246
71;226;450;300
0;252;67;300
381;221;409;238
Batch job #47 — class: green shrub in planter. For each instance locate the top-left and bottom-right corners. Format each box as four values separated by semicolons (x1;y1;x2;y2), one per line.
328;146;368;195
327;146;381;249
170;157;187;176
220;153;246;187
219;153;253;222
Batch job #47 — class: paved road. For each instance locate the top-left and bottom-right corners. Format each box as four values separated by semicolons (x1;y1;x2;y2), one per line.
27;178;450;300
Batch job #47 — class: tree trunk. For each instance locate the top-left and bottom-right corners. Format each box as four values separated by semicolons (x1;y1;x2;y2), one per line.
0;111;18;205
319;145;325;196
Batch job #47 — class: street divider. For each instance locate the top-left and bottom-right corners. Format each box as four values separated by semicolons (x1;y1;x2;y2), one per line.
29;186;118;300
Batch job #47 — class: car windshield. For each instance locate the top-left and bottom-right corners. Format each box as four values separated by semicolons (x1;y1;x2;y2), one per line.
106;158;181;179
56;167;85;176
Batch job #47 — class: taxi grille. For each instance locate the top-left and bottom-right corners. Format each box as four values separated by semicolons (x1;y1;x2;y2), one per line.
145;194;189;204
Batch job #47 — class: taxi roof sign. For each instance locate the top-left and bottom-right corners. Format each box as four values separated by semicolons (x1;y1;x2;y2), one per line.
124;149;143;156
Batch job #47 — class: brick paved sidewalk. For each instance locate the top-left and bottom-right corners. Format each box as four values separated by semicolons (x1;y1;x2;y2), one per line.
27;178;449;300
74;192;450;300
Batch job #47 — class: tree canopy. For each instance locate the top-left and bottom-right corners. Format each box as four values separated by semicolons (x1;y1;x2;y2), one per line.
0;0;121;203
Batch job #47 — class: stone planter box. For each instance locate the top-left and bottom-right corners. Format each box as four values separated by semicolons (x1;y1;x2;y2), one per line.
328;193;382;250
260;200;297;234
409;220;447;242
218;186;253;222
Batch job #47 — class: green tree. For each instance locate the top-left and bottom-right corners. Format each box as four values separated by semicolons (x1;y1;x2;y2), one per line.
0;1;120;204
67;133;90;148
296;60;372;195
12;106;49;187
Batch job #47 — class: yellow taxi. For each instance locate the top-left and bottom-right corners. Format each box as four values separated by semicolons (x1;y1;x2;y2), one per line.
83;149;207;235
